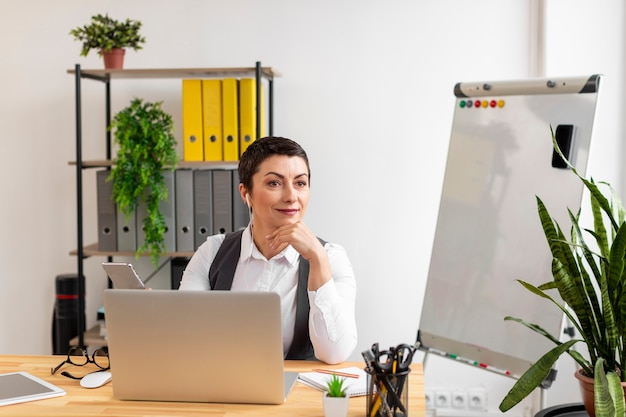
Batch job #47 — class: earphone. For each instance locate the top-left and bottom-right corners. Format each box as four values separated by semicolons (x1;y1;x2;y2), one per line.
245;193;253;225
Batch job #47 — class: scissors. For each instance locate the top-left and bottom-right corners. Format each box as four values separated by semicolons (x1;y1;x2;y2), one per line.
371;343;416;374
393;343;415;373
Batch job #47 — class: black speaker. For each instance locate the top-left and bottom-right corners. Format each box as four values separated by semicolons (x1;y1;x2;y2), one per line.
52;274;85;354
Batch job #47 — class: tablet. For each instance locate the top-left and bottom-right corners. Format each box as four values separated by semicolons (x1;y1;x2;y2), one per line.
102;262;146;289
0;372;65;406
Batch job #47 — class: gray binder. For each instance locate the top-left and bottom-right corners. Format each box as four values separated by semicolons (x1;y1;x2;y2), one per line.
116;207;137;252
175;169;195;252
161;170;176;252
232;169;249;231
136;199;147;250
212;170;233;234
193;169;213;249
96;170;117;251
136;170;176;252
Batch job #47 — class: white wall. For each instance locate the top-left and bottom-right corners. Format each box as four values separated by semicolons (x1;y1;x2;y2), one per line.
0;1;623;415
534;0;625;410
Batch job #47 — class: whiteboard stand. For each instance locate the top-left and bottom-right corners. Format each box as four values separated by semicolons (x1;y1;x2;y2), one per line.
417;73;600;392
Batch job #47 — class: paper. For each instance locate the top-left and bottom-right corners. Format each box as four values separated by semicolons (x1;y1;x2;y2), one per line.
297;366;368;397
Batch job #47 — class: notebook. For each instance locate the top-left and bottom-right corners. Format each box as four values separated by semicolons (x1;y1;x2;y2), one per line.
297;366;368;397
103;289;298;404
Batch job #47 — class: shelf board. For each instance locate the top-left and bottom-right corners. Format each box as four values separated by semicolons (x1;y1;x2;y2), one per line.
71;243;194;258
67;67;281;80
70;324;107;348
68;160;238;169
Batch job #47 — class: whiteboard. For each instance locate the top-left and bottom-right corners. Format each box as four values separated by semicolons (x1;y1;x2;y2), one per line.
418;75;601;380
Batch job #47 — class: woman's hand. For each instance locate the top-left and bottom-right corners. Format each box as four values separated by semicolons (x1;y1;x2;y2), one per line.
266;221;322;260
266;222;331;291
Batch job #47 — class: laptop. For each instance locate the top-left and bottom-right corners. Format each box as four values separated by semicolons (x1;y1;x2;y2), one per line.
102;289;298;404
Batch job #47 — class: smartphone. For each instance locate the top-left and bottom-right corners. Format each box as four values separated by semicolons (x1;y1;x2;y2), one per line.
101;262;146;289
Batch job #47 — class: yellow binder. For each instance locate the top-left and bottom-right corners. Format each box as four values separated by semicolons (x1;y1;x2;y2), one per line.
181;79;203;161
238;78;265;157
201;79;223;161
222;78;239;161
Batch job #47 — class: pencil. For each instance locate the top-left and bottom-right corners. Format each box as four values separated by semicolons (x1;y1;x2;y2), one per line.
312;368;360;379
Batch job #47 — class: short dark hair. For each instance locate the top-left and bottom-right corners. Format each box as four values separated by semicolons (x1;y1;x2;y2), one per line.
238;136;310;192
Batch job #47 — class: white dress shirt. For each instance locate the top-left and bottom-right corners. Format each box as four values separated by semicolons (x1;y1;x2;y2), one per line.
179;225;357;364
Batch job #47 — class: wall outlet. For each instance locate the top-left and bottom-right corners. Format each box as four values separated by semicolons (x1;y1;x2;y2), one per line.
425;390;434;409
468;387;488;411
452;390;468;409
427;386;488;412
435;390;451;408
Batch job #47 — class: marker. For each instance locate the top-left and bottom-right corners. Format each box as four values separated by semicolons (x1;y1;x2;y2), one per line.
480;363;512;376
451;355;479;367
431;348;512;376
427;347;448;356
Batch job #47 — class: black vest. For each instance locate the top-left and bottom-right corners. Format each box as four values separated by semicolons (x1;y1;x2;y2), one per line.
208;230;326;360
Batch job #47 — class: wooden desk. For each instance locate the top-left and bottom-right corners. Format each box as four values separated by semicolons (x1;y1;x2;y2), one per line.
0;355;425;416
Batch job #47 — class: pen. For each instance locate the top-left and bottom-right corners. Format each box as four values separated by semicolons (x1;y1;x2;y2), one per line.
312;369;360;379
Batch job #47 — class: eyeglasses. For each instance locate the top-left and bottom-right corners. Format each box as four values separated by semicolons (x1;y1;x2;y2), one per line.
51;347;110;379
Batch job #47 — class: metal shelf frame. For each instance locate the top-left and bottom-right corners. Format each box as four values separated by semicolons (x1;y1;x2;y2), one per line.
71;61;277;347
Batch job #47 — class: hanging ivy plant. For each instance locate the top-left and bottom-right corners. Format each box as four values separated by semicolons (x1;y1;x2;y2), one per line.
108;98;178;266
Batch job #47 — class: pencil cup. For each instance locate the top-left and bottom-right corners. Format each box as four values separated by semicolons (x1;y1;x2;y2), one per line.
366;368;410;417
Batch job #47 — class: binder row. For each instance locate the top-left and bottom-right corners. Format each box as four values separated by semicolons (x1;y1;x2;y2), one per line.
182;78;265;162
96;168;249;253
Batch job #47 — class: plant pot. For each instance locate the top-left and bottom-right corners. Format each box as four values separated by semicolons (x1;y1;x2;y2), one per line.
323;393;349;417
102;48;125;69
574;368;626;417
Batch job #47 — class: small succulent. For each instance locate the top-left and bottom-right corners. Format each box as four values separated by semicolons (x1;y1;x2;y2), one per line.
326;373;347;398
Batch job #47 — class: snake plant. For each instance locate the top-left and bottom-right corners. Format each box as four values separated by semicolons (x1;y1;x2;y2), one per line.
499;128;626;417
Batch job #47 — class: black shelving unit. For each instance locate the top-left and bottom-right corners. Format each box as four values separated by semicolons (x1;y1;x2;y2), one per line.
70;61;280;347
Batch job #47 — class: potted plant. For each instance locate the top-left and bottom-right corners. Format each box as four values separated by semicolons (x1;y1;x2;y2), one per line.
499;129;626;417
69;13;146;69
323;373;349;417
108;98;178;267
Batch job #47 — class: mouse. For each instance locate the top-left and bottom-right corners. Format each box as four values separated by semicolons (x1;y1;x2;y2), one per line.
80;371;112;389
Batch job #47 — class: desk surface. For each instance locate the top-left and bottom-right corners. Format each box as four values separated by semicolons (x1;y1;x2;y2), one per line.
0;355;425;417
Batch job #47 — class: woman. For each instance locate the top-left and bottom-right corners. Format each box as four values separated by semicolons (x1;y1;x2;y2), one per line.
179;136;357;364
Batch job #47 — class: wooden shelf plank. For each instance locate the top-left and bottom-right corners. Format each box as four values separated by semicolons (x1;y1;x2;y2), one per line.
68;160;238;169
67;67;281;79
70;243;194;258
70;324;107;348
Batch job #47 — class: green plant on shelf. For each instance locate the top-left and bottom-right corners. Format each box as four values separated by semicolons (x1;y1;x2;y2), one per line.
108;98;178;267
70;13;145;57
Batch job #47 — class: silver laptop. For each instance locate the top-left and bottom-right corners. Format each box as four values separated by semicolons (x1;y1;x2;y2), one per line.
102;289;298;404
